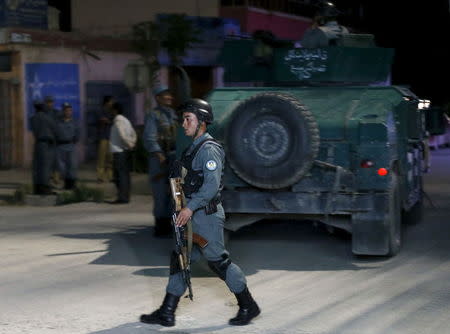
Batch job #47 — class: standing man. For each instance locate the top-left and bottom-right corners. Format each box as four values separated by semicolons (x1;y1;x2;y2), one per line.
56;102;80;190
96;95;114;183
44;95;62;187
143;86;178;236
30;101;59;195
109;102;137;204
140;98;260;327
44;95;61;120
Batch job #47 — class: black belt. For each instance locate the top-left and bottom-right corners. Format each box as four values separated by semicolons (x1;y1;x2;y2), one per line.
193;196;221;215
57;140;72;145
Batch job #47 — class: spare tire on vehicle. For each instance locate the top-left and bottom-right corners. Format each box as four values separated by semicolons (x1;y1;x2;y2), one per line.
226;92;320;189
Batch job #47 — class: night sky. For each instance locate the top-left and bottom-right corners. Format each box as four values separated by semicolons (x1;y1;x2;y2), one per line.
49;0;450;106
335;0;450;106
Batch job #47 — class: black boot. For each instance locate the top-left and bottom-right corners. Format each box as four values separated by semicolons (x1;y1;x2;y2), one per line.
140;293;180;327
229;287;261;326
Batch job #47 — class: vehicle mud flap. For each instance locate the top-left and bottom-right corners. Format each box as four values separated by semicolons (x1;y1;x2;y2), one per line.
351;174;401;256
351;210;390;256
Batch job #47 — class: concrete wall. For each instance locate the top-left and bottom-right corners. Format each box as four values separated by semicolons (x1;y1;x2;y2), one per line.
71;0;220;36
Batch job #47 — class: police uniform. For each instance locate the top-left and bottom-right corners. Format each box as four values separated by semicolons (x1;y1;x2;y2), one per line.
44;106;61;121
140;98;260;327
56;108;80;190
166;132;247;296
30;103;59;194
143;104;178;235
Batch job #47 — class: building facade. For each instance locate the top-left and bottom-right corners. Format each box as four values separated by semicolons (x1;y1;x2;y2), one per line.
0;27;146;167
71;0;220;36
0;0;318;168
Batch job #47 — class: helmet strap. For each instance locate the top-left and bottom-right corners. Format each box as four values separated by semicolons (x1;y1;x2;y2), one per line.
193;120;207;139
193;122;202;139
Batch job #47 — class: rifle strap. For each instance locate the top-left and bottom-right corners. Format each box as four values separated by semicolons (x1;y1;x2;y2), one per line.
186;218;193;263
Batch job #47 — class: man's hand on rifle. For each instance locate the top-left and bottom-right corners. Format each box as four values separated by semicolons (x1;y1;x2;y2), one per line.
176;207;193;227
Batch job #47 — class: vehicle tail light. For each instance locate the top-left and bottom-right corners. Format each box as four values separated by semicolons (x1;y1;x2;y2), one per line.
377;168;388;176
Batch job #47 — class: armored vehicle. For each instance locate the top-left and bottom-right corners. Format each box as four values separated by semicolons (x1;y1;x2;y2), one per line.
179;28;443;256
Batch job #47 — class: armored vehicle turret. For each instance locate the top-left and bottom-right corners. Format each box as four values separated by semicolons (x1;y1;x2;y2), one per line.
178;24;442;256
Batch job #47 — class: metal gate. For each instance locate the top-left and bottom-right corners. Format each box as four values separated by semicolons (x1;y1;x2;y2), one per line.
0;80;12;169
85;81;134;161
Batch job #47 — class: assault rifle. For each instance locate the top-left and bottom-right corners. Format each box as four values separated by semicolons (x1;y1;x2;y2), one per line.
170;211;193;300
169;167;208;301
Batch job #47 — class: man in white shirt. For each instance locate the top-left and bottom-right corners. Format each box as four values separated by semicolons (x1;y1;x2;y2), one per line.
109;102;137;204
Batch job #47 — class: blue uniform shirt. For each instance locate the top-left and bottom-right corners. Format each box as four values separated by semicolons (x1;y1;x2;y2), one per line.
30;111;59;141
185;133;224;212
57;118;80;150
143;105;178;153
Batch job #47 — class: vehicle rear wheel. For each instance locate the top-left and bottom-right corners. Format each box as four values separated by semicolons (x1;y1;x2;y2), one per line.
226;92;320;189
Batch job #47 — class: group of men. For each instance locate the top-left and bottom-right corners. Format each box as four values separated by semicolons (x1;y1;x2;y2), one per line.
140;86;261;327
30;96;79;195
30;95;136;204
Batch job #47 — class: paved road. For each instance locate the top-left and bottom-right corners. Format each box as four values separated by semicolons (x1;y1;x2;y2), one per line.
1;149;449;334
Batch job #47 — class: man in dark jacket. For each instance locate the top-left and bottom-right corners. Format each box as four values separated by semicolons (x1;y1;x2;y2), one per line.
56;102;80;190
44;95;62;187
30;101;60;195
143;86;178;236
96;95;114;182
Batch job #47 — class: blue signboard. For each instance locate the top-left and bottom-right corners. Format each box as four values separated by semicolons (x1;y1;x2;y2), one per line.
26;63;80;128
157;14;241;43
156;14;241;66
0;0;48;29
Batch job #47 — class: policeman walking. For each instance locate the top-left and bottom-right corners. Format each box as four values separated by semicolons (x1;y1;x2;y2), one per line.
56;103;80;190
140;98;260;327
30;101;59;195
143;86;178;236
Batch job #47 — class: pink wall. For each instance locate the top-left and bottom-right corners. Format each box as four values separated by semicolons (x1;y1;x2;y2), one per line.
221;7;312;40
247;10;311;40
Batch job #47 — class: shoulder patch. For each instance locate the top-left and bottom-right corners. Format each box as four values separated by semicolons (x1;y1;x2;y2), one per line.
205;160;218;171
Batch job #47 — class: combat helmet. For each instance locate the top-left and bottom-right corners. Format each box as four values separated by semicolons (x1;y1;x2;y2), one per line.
179;98;213;124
